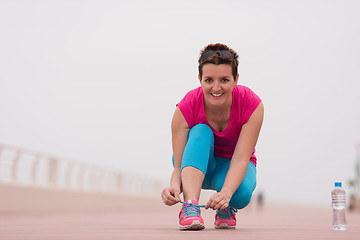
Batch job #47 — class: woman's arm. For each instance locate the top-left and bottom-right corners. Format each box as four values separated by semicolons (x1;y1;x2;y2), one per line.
161;107;190;206
206;102;264;210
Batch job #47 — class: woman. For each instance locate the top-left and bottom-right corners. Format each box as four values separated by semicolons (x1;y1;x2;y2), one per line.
161;43;264;230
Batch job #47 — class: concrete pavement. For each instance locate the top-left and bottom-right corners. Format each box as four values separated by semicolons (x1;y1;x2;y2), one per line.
1;200;359;240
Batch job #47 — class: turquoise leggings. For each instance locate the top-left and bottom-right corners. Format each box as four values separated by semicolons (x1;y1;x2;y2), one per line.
173;124;257;209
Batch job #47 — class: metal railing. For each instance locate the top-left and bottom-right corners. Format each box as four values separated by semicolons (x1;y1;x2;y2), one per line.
0;143;164;197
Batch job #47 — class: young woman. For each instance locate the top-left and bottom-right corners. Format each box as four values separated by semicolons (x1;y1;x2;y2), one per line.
161;43;264;230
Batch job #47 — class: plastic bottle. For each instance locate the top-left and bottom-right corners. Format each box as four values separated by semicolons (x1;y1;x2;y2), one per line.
331;182;347;230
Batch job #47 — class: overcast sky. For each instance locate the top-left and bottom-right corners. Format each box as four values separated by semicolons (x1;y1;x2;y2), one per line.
1;0;360;206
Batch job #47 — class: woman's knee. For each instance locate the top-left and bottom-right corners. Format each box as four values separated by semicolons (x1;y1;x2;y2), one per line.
188;124;213;141
229;179;256;209
181;124;214;174
229;190;253;209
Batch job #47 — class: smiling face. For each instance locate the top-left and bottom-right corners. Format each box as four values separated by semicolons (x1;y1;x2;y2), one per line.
199;63;239;109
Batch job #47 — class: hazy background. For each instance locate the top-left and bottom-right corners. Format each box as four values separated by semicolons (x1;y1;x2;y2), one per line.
1;0;359;206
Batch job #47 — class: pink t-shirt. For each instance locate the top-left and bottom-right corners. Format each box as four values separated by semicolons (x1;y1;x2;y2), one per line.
177;85;261;166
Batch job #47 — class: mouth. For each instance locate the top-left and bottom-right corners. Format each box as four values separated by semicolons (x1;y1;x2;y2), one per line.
210;93;224;97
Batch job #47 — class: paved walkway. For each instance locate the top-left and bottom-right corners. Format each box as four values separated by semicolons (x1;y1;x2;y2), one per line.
0;201;359;240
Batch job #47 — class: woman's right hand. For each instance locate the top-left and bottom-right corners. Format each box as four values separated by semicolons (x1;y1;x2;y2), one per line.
161;186;181;206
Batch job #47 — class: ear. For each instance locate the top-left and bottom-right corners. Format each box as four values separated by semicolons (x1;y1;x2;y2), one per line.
234;74;239;85
198;74;201;83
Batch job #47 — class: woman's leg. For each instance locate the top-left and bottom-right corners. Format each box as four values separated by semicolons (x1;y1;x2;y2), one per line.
179;124;216;201
181;168;204;201
213;159;257;209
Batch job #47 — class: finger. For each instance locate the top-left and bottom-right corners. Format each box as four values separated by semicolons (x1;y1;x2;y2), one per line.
220;202;229;209
216;194;230;209
164;188;176;200
205;199;212;209
206;192;222;209
207;194;219;209
162;189;178;205
163;197;177;206
171;188;181;201
161;191;168;201
166;197;178;205
161;192;171;205
205;197;215;209
210;193;222;200
207;200;217;210
174;191;181;202
214;199;228;210
167;190;179;203
209;195;222;208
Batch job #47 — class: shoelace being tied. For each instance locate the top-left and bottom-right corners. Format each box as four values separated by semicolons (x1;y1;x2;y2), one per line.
179;201;205;217
179;201;237;218
179;201;206;208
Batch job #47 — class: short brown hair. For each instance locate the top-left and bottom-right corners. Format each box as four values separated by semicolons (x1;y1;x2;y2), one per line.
198;43;239;80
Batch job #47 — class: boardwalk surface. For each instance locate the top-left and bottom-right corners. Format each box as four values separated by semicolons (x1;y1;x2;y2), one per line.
0;200;359;240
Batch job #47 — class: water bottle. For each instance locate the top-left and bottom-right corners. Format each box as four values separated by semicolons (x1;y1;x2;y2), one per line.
331;182;346;230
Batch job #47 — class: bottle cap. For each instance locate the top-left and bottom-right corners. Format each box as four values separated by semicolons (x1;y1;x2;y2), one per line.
335;182;342;187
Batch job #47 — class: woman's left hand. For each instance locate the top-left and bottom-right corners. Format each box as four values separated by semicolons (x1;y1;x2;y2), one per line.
205;191;231;210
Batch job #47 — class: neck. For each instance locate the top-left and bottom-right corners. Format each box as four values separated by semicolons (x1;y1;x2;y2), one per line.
204;99;232;117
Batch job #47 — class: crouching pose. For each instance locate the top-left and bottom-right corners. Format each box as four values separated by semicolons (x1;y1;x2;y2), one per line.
161;43;264;230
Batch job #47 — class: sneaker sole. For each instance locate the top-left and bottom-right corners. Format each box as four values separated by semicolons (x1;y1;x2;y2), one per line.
180;220;205;230
214;223;236;229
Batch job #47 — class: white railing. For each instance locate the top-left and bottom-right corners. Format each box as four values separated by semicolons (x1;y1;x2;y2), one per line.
0;143;164;197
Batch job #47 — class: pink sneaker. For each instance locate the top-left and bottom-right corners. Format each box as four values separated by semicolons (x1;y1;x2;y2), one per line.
214;206;238;229
179;200;205;230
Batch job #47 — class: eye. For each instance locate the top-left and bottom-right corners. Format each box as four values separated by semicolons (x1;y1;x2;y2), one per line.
204;78;212;83
222;78;230;82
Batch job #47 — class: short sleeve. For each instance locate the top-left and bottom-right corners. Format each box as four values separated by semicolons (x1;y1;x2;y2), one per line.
238;86;262;125
176;87;202;128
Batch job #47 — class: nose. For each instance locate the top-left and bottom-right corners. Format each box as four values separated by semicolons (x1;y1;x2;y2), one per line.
212;82;221;91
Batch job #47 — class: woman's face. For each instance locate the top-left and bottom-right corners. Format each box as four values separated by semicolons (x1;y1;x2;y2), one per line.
199;64;238;108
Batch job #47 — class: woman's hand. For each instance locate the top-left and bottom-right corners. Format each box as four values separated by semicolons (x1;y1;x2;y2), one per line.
205;191;231;210
161;186;181;206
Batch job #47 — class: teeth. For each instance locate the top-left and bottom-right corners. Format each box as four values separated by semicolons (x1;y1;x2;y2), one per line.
212;93;223;97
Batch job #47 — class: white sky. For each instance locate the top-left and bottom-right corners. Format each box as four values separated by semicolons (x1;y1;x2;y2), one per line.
1;0;360;206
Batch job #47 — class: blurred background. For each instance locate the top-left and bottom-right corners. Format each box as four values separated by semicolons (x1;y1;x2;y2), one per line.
0;0;360;210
